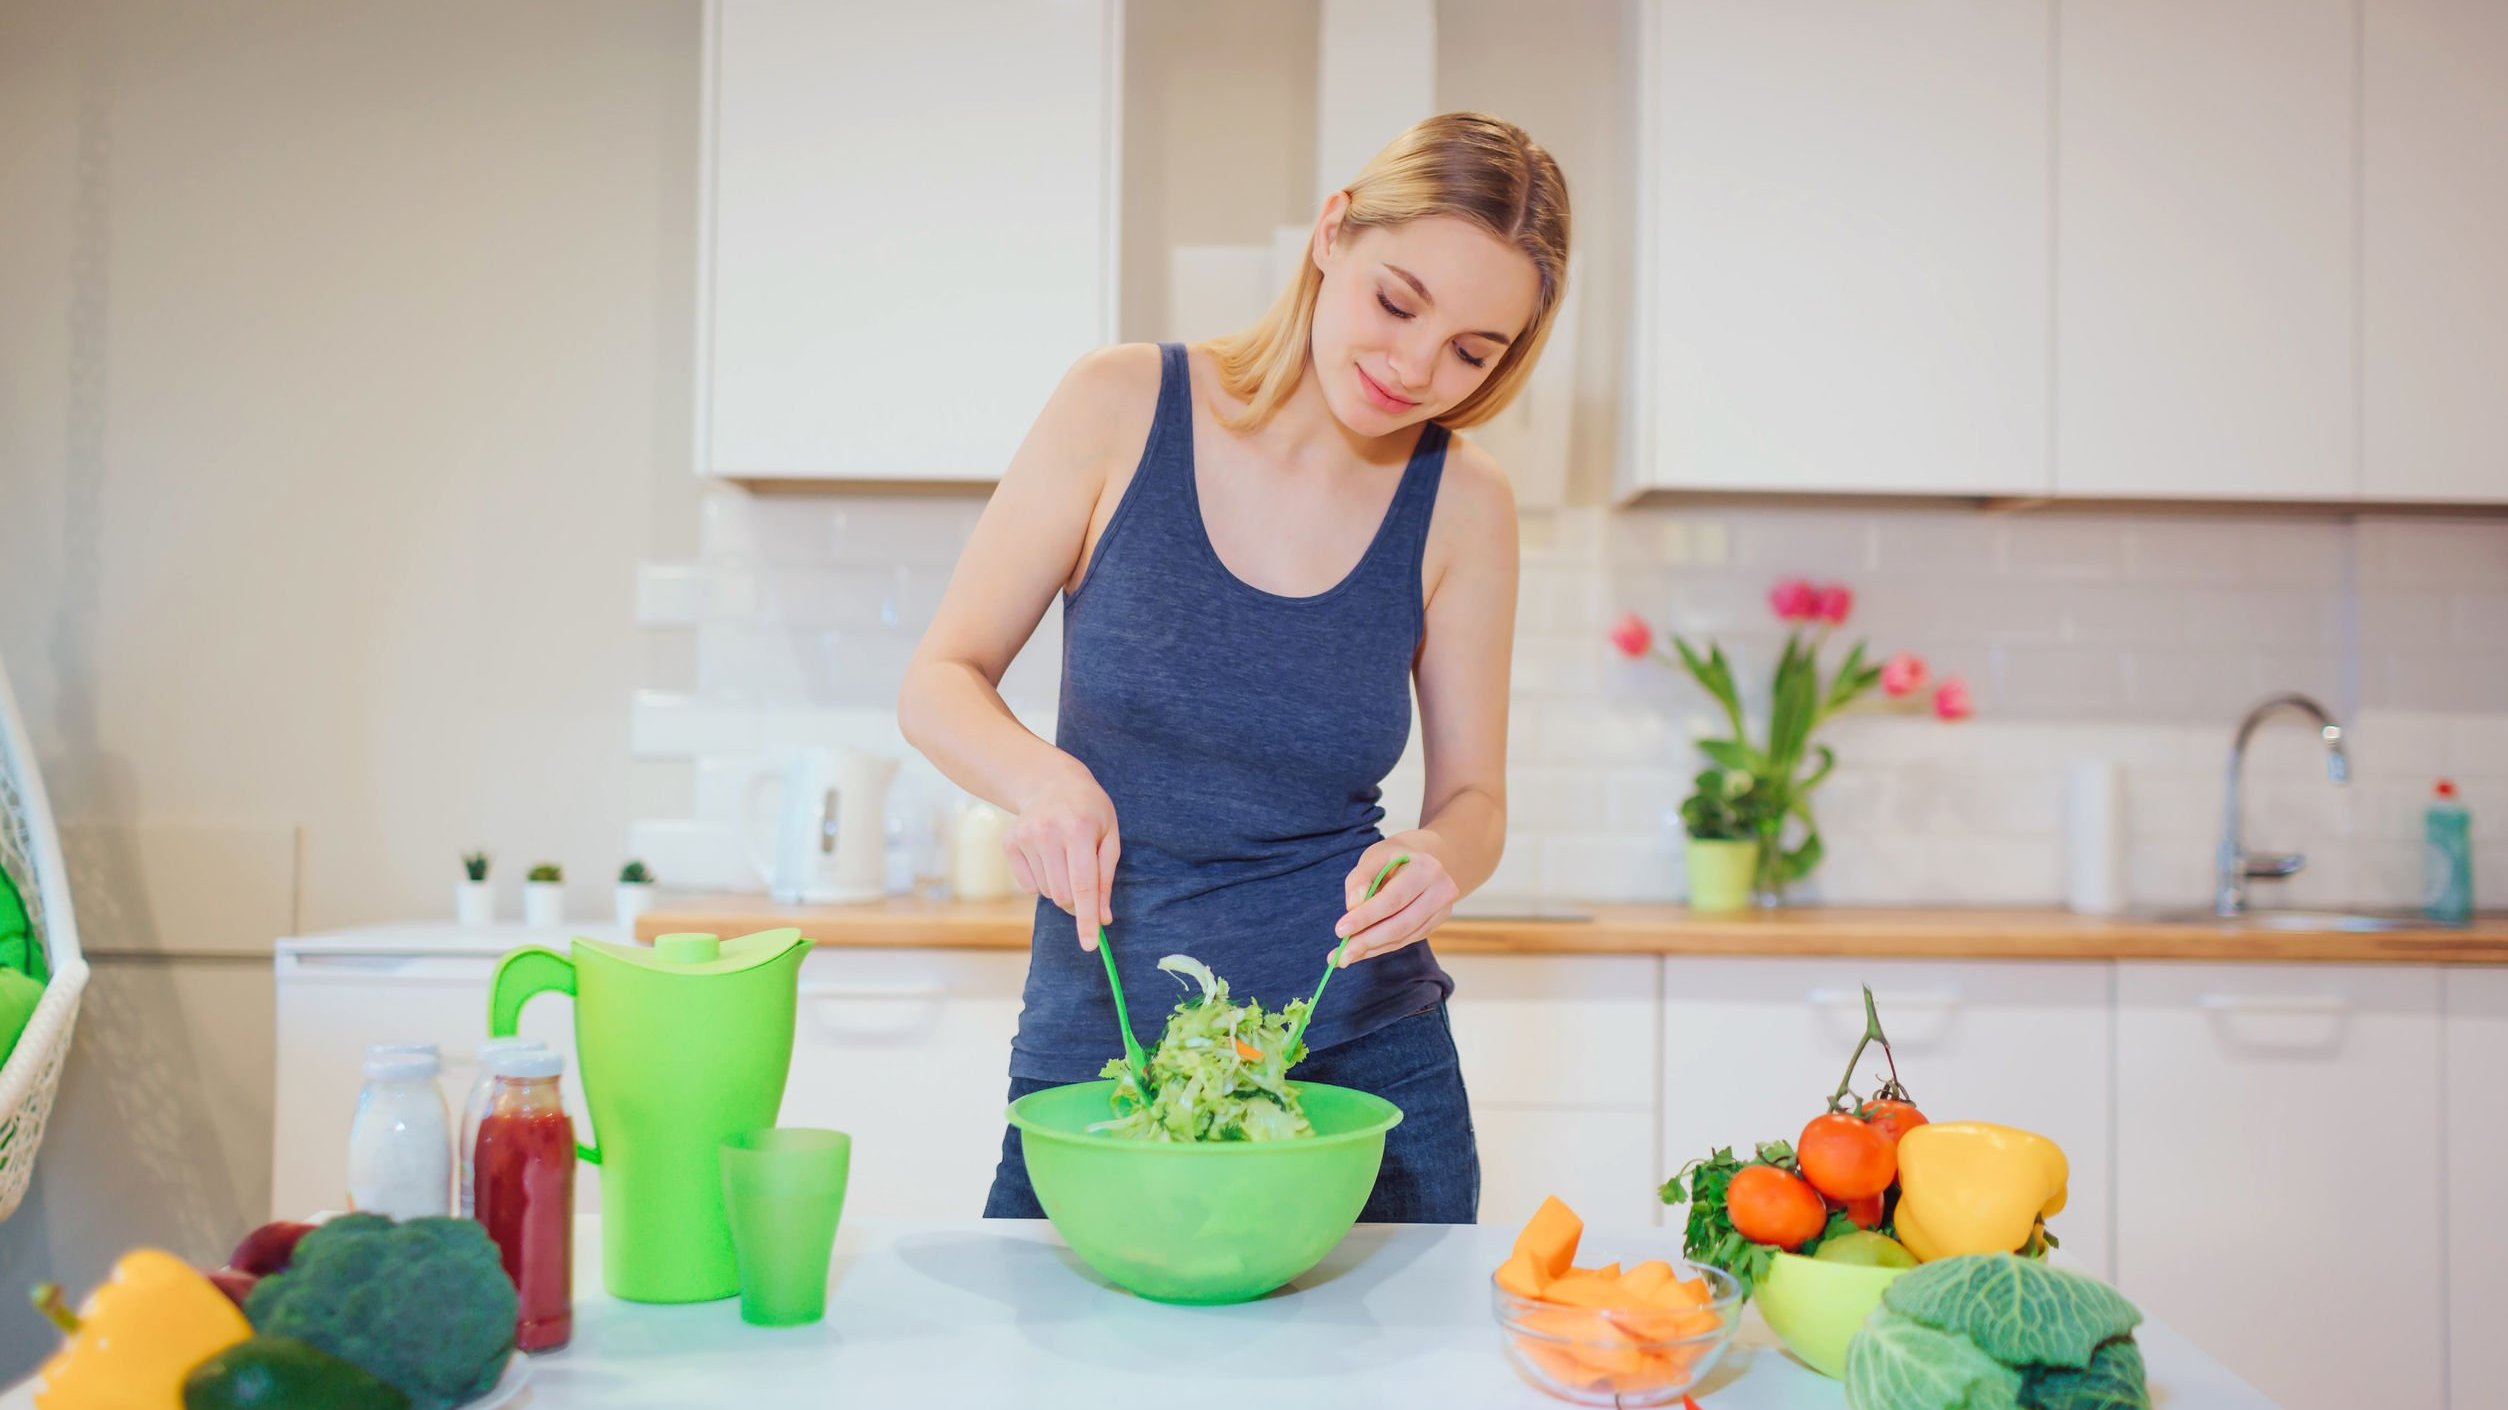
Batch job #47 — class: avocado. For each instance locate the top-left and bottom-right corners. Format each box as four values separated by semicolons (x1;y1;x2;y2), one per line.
184;1335;412;1410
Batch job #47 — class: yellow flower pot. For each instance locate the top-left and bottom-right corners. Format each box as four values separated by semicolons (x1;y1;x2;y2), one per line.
1685;838;1758;913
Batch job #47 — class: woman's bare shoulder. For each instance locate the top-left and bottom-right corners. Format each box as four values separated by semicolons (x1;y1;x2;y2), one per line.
1006;343;1165;501
1432;430;1520;545
1054;342;1164;434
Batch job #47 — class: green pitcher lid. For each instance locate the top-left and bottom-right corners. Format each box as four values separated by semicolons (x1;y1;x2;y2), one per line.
580;927;807;976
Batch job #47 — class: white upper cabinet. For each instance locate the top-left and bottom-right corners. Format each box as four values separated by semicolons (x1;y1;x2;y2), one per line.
1628;1;2053;498
699;1;1121;481
2365;0;2508;504
2055;0;2358;500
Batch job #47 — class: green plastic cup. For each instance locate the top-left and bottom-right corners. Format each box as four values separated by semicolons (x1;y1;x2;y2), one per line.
719;1127;851;1326
1007;1079;1402;1304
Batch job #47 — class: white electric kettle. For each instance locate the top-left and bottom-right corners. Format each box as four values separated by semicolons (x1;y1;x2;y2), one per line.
747;747;899;903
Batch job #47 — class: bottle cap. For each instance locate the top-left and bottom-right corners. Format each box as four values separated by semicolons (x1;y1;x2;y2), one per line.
364;1048;440;1081
2436;778;2459;799
476;1036;545;1062
487;1048;564;1080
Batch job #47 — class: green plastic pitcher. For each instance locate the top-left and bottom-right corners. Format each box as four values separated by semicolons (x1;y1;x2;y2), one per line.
488;928;808;1303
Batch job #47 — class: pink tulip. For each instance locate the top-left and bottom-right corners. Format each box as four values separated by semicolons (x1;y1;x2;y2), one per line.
1813;583;1854;624
1769;578;1820;622
1880;652;1929;698
1607;612;1653;659
1933;676;1974;721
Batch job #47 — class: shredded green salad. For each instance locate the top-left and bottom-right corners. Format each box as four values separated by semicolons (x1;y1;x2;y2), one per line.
1092;955;1316;1142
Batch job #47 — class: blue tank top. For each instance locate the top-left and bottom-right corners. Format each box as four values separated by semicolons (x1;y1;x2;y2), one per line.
1008;343;1456;1082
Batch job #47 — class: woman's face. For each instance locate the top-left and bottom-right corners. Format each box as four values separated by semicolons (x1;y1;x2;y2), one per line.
1308;207;1542;435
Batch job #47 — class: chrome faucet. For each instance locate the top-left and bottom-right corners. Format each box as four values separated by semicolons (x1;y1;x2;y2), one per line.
2215;693;2349;918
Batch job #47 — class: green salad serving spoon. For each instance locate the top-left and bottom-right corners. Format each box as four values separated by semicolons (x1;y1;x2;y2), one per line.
1095;926;1151;1084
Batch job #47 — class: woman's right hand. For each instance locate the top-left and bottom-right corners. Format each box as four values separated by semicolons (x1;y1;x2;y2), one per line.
1005;757;1120;952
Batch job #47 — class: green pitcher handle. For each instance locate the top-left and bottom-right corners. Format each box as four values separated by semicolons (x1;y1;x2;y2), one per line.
487;946;601;1166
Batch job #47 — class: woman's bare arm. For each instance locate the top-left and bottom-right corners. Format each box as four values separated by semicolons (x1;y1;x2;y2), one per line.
1330;437;1518;965
897;345;1159;950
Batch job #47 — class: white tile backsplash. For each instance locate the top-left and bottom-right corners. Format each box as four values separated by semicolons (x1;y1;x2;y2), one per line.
638;490;2508;907
634;564;708;625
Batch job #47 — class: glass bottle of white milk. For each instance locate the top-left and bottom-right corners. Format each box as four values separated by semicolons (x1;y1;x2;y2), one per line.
347;1045;453;1219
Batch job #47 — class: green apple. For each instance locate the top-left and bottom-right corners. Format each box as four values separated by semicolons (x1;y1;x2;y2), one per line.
1811;1230;1917;1269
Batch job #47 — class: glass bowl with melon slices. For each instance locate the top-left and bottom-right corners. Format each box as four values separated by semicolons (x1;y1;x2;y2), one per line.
1491;1196;1743;1406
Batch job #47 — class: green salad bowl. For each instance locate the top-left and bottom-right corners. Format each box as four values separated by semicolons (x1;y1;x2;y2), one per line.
1756;1250;1912;1379
1007;1078;1403;1305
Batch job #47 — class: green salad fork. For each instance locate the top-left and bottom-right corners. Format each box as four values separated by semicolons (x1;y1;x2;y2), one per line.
1284;853;1410;1056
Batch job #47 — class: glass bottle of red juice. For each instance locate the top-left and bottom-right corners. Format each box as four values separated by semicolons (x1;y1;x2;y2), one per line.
472;1048;575;1353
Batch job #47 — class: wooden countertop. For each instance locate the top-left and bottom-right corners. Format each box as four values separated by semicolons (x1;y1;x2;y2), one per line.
638;895;2508;965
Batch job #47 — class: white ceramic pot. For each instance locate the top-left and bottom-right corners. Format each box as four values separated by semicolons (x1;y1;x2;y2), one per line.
454;880;494;927
521;881;565;929
613;881;656;930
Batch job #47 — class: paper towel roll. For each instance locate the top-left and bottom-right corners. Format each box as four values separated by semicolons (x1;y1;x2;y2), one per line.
2066;758;2126;915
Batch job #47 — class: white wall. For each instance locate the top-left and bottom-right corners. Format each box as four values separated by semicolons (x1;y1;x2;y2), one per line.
0;0;698;1376
1121;1;1321;344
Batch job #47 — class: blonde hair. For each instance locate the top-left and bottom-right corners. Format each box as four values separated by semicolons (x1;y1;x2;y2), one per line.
1209;111;1570;432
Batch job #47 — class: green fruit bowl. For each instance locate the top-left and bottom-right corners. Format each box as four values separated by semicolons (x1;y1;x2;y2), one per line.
1006;1079;1403;1305
1756;1250;1912;1379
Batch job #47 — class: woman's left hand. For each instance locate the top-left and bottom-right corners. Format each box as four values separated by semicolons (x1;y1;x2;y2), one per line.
1331;835;1462;967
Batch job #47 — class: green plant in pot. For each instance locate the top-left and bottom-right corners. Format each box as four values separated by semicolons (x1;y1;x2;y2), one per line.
523;862;566;929
1613;580;1972;906
1680;767;1775;912
455;851;494;927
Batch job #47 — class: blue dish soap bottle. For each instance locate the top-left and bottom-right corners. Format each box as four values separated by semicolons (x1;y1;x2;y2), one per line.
2425;779;2473;925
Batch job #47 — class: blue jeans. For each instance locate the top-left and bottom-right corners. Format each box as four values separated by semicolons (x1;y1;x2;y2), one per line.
983;1002;1481;1223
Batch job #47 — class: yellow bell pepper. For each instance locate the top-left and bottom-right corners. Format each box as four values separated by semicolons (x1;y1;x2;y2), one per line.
1892;1121;2069;1263
31;1248;252;1410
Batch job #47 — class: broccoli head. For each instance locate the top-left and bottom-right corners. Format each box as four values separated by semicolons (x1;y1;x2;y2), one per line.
242;1214;516;1410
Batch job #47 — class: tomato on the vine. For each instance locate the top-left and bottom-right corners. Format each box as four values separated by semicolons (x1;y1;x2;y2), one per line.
1835;1191;1884;1229
1797;1112;1895;1201
1858;1098;1928;1149
1724;1164;1828;1250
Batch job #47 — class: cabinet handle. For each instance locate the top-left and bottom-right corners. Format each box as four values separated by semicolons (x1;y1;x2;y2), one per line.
1807;989;1960;1012
800;981;948;1002
2195;994;2351;1017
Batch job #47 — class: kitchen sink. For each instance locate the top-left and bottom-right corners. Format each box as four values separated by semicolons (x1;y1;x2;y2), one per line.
2141;907;2463;933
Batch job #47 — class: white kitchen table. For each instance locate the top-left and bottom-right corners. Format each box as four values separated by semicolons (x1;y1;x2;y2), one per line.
6;1218;2280;1409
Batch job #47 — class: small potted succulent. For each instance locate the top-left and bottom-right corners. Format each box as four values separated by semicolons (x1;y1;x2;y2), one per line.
456;852;494;927
522;862;565;929
614;860;656;929
1679;768;1772;913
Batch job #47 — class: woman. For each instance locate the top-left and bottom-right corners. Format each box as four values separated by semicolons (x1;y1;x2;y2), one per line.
898;112;1569;1223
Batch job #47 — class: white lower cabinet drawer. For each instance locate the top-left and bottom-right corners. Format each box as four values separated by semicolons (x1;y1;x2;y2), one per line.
1444;954;1661;1109
2447;969;2508;1410
1473;1106;1661;1232
1445;954;1664;1230
778;947;1027;1220
2115;963;2443;1410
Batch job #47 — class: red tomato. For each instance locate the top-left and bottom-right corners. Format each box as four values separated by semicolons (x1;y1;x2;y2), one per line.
1798;1113;1896;1201
1725;1164;1829;1250
1836;1192;1884;1229
1859;1099;1928;1149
